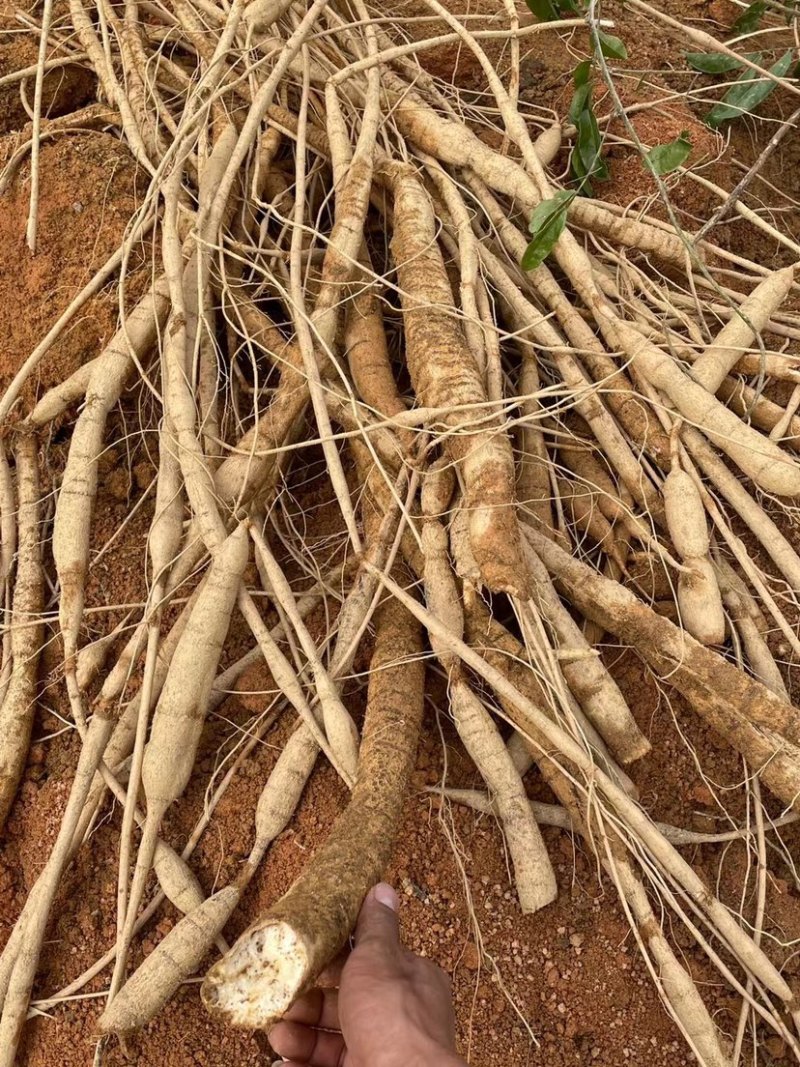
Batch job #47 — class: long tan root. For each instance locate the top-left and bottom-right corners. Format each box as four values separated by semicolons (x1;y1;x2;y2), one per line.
202;587;424;1027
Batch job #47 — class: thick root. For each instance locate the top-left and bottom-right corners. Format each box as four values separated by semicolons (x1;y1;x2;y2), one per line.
202;587;424;1027
386;162;528;597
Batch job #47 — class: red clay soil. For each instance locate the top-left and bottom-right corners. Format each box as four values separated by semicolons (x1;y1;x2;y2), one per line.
2;2;800;1066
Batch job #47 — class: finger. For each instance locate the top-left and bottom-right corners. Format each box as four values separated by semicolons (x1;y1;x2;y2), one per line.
284;988;340;1031
352;883;400;958
269;1021;346;1067
273;1062;337;1067
318;950;347;987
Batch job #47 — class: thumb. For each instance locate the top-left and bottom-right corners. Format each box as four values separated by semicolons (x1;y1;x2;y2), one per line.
353;883;400;958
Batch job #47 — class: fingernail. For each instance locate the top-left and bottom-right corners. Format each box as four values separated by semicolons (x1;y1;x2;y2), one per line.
373;882;399;912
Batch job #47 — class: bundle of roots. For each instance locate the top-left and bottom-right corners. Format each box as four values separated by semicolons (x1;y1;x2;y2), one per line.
2;0;800;1063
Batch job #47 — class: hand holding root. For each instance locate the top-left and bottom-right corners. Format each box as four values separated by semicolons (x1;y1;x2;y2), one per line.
268;884;468;1067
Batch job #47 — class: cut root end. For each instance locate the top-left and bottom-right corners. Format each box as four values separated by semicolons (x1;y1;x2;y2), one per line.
201;922;308;1029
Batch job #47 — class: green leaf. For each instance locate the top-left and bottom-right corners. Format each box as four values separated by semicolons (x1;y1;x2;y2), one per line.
525;0;582;17
597;30;627;60
686;52;748;73
525;0;561;20
569;82;592;124
576;107;608;179
731;1;767;34
573;59;593;86
706;49;795;127
521;191;574;271
644;132;692;175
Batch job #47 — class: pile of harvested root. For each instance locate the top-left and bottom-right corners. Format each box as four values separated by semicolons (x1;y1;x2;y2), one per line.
2;0;800;1062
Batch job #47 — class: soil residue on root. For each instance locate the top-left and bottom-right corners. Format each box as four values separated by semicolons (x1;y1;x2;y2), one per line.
3;1;800;1066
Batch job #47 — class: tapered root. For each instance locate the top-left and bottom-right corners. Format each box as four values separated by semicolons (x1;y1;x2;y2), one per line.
203;586;424;1027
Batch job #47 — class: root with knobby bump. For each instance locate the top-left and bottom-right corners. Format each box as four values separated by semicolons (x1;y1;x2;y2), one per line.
384;161;528;598
202;586;424;1028
0;436;43;831
26;356;102;427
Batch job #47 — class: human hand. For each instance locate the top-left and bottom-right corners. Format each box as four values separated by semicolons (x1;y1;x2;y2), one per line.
268;883;468;1067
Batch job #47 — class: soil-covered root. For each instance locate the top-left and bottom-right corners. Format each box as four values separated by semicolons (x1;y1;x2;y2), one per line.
449;674;558;913
344;276;414;455
611;856;733;1067
523;526;800;810
101;886;242;1036
0;436;43;831
202;588;424;1028
385;161;528;598
50;276;171;708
